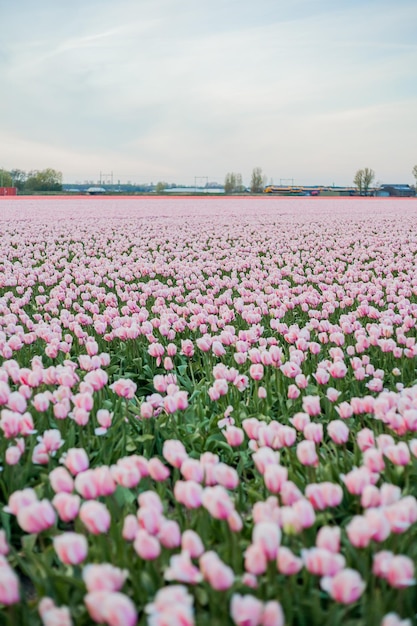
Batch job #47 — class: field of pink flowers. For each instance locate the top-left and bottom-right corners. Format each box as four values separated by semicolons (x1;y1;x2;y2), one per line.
0;196;417;626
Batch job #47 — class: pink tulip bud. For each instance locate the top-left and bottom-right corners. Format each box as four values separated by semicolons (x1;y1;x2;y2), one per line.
53;532;88;565
320;568;365;604
79;501;111;534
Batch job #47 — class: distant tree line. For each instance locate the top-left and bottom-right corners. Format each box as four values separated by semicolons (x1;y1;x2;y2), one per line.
0;168;63;192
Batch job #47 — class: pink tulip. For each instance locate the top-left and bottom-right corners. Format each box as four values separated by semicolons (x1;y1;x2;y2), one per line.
181;530;205;558
258;386;267;399
302;548;345;576
363;448;385;473
296;440;318;467
213;463;239;489
249;364;264;381
373;551;394;578
122;514;139;541
84;591;108;623
79;501;111;534
138;490;164;513
327;420;349;444
53;532;88;565
62;448;89;475
223;426;245;447
379;483;402;506
162;439;188;468
264;464;288;494
302;395;321;416
242;418;261;440
199;551;234;590
5;446;21;465
75;466;116;498
32;392;50;412
326;387;341;402
174;480;203;509
292;499;316;528
38;598;72;626
7;391;27;413
316;526;340;553
85;591;137;626
228;510;244;532
314;369;330;385
342;466;374;495
140;401;154;419
261;601;285;626
17;499;56;534
384;443;410;466
0;564;20;605
335;401;353;419
148;457;170;481
164;551;202;584
96;408;113;429
230;594;264;626
180;458;204;483
328;361;347;379
7;488;38;515
110;378;137;398
287;384;300;399
321;568;365;604
346;516;373;548
386;555;415;588
158;519;182;549
145;585;194;625
276;546;303;575
202;485;235;519
52;493;80;522
303;423;323;443
133;529;161;560
252;522;281;560
137;506;162;535
290;412;310;431
361;485;381;508
83;563;127;592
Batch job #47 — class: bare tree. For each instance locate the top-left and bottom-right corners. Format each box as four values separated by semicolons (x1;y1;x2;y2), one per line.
412;165;417;185
235;173;244;193
224;172;243;194
251;167;264;193
354;168;375;196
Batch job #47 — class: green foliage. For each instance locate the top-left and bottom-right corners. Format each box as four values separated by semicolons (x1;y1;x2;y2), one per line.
155;181;168;194
0;169;13;187
24;168;63;192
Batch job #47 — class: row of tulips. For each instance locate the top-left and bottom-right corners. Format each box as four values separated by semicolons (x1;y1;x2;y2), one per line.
0;197;417;625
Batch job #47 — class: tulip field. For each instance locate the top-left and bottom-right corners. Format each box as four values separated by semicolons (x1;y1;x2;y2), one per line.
1;196;417;626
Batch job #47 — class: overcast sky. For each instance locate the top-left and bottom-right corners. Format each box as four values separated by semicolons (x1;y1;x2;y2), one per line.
1;0;416;186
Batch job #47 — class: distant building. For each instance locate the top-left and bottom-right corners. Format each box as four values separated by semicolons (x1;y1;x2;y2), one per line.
375;184;415;197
